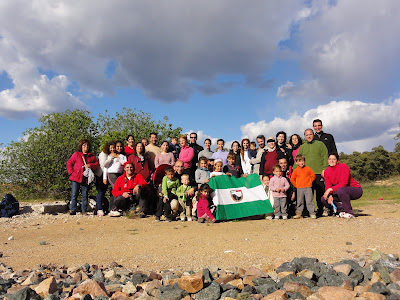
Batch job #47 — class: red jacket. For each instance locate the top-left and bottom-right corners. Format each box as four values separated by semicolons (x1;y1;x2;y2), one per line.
127;154;151;182
124;145;135;157
197;194;215;220
112;172;147;197
66;152;99;183
179;144;194;169
324;163;361;192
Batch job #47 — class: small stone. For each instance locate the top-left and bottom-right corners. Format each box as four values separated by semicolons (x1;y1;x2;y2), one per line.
195;281;221;300
149;271;162;281
131;273;150;285
371;272;384;284
252;278;276;287
178;274;204;293
7;287;42;300
202;268;213;283
122;281;137;294
390;269;400;283
110;291;130;299
370;281;390;295
277;271;294;278
359;292;385;300
71;272;82;283
283;282;312;297
261;289;288;299
72;279;108;298
92;269;105;282
354;284;371;295
245;266;267;277
256;283;278;296
333;264;352;276
317;286;357;299
39;241;47;245
104;269;118;280
243;275;256;286
164;278;180;285
21;272;40;286
226;278;244;289
370;250;389;261
215;274;237;284
220;289;239;299
82;263;90;273
34;276;58;298
8;236;14;240
276;262;297;274
105;283;122;294
346;241;352;245
67;266;80;274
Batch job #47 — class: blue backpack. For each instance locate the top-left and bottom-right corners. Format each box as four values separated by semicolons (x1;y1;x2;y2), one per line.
0;194;19;218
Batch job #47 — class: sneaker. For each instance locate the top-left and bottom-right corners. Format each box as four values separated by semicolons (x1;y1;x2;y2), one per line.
69;211;76;215
155;216;161;222
266;215;273;220
109;210;121;217
274;216;280;220
339;212;354;219
187;218;192;221
292;214;302;219
97;210;104;216
282;216;288;220
322;208;329;217
165;218;172;222
180;217;185;222
310;214;317;219
198;218;205;223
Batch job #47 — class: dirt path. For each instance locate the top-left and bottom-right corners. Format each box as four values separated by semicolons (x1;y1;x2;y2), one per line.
1;202;400;271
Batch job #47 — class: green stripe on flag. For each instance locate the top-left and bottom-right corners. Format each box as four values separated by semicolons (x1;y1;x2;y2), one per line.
209;173;261;190
216;200;273;220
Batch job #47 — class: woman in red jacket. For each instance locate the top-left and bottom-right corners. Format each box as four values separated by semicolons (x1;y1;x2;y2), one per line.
178;134;194;176
322;153;363;219
66;139;99;215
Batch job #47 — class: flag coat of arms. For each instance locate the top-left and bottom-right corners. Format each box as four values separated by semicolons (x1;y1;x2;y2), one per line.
208;174;274;220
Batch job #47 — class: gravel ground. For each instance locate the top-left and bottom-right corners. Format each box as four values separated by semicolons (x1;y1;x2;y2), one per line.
0;202;399;272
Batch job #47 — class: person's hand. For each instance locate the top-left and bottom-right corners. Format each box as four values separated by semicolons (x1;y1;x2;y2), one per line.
187;188;195;197
243;174;248;178
327;195;333;205
287;144;292;149
211;174;215;177
85;164;91;168
163;196;168;203
226;172;232;177
291;193;295;201
205;178;209;183
321;169;325;178
132;185;140;195
323;188;333;200
103;179;107;185
122;192;130;198
111;152;119;158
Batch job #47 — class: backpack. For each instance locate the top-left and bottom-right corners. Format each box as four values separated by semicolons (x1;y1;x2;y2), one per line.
0;194;19;218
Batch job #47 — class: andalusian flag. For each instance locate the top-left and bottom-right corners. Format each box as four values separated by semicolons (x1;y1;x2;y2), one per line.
208;174;274;220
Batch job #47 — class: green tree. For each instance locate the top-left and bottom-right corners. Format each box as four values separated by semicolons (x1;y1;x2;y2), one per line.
0;110;98;199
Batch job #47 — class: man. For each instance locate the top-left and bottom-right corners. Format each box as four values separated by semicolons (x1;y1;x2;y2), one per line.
145;132;161;170
189;132;203;175
313;119;337;155
296;129;328;217
141;138;148;147
110;161;147;217
250;135;268;175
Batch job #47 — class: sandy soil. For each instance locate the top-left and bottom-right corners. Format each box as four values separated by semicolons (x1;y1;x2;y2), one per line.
1;202;400;272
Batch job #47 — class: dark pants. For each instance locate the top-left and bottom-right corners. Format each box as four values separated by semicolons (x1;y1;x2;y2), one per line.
156;186;177;219
95;175;108;210
70;177;89;212
111;191;146;212
321;186;363;215
312;174;325;215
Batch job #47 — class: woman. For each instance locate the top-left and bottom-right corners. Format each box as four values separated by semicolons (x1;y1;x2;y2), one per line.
103;140;127;187
276;131;292;165
240;138;252;175
66;139;99;215
155;141;175;168
128;142;151;182
93;141;113;216
259;137;278;178
198;138;214;160
124;134;136;157
178;134;194;175
287;134;303;163
230;141;241;167
322;153;363;219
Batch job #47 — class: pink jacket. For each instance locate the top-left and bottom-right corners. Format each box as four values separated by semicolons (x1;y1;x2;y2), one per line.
179;144;194;169
324;163;361;192
66;152;99;183
196;194;215;220
269;175;290;198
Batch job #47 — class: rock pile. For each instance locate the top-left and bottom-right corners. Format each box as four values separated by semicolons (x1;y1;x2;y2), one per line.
1;250;400;299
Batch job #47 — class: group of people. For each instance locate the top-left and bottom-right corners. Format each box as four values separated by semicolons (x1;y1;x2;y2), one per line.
66;119;363;221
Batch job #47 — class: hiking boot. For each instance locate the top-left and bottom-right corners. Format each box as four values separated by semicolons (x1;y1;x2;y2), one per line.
69;211;76;215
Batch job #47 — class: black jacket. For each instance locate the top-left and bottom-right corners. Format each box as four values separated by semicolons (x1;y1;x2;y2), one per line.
314;131;337;155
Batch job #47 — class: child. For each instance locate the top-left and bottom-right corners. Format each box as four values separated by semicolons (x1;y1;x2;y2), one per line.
249;142;257;159
223;153;245;178
176;174;193;221
168;137;180;160
195;157;210;187
290;155;316;219
269;164;290;220
196;184;216;223
210;159;224;177
262;175;274;220
158;166;180;222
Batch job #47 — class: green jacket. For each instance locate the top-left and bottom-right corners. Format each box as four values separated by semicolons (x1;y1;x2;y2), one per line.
162;176;180;196
295;140;328;174
176;184;192;201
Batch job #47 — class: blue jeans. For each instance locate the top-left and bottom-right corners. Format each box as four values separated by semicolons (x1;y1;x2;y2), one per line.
70;178;89;212
95;175;107;210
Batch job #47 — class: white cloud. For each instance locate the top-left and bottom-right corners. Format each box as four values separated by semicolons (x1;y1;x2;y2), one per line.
240;99;400;153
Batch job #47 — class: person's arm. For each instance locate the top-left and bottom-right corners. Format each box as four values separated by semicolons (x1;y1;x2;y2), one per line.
269;177;277;192
290;169;297;188
250;148;263;165
170;153;176;166
320;143;329;170
259;152;266;175
330;164;351;192
162;176;168;196
309;168;316;183
88;154;99;170
195;169;204;184
66;152;77;175
179;147;194;163
154;154;160;169
171;179;180;195
103;167;108;181
112;177;123;197
283;177;290;191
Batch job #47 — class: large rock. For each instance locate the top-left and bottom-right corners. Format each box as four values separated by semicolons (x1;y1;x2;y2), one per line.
283;282;312;297
297;269;314;280
72;280;108;298
34;276;58;298
226;279;244;290
358;292;386;300
21;272;40;286
370;282;390;295
195;282;221;300
261;289;288;300
333;264;352;276
8;287;42;300
317;286;357;300
121;281;136;294
391;269;400;283
245;266;267;277
178;274;203;293
202;268;213;283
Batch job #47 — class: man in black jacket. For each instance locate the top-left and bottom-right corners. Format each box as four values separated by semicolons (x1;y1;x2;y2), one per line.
313;119;337;155
189;132;203;176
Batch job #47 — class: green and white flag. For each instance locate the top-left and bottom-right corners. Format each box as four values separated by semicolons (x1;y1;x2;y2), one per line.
208;174;274;220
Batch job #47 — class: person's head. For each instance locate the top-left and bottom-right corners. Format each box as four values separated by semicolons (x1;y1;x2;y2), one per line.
78;139;91;154
217;139;225;150
135;142;145;155
149;133;158;145
165;166;175;180
124;161;135;176
199;183;211;196
272;164;282;177
115;140;124;154
179;134;188;147
199;157;208;169
290;134;303;147
250;142;256;150
214;160;223;172
313;119;323;134
108;141;116;153
256;135;265;148
227;153;236;165
279;158;288;171
304;129;314;143
276;131;287;145
189;132;198;144
262;175;270;186
204;138;212;150
102;141;113;155
328;153;340;167
241;139;250;150
160;140;169;152
231;141;240;152
174;160;185;174
126;134;135;146
181;174;190;185
266;137;275;149
295;154;306;168
171;137;178;145
141;138;148;147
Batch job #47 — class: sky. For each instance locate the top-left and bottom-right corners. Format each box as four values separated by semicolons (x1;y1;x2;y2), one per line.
1;0;400;153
